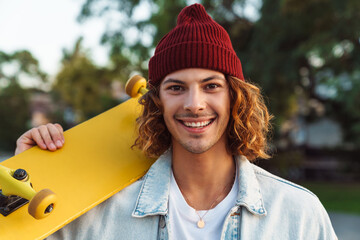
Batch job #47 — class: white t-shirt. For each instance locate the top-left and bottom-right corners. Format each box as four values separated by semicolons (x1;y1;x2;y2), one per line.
169;171;239;240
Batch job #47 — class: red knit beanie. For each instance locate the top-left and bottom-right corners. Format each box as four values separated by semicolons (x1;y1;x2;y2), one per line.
148;3;244;85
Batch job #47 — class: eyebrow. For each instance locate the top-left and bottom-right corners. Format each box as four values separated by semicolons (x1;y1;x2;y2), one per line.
162;75;226;85
202;75;226;82
162;79;184;85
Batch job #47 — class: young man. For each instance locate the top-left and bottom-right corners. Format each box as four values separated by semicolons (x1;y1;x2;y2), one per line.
15;4;337;239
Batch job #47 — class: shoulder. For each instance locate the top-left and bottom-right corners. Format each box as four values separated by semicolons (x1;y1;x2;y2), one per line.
250;164;337;239
251;163;321;212
251;163;316;198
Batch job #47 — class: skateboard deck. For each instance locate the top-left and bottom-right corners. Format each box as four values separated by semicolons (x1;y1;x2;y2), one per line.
0;91;155;239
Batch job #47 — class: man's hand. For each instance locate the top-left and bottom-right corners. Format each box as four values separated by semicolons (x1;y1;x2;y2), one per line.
15;123;65;155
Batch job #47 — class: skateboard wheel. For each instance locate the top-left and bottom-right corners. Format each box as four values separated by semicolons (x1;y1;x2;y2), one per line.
28;189;57;219
125;75;147;98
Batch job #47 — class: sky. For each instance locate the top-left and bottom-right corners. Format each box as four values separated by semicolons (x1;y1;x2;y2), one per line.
0;0;108;86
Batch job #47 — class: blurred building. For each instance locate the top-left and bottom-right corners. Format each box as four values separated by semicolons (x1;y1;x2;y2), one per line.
290;117;343;148
29;90;53;127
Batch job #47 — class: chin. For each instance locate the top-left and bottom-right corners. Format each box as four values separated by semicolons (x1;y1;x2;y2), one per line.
181;143;213;154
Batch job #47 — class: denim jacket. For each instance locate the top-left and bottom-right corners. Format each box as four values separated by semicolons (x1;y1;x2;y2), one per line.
49;150;337;239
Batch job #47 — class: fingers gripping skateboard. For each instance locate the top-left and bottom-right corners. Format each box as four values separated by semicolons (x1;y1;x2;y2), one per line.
0;165;57;219
125;75;148;98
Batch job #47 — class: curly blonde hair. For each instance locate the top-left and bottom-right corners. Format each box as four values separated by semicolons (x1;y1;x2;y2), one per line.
134;75;272;161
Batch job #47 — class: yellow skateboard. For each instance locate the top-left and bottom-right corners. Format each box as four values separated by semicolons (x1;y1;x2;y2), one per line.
0;76;154;240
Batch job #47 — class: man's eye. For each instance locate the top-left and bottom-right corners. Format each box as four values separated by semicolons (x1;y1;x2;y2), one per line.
168;85;183;91
206;84;219;89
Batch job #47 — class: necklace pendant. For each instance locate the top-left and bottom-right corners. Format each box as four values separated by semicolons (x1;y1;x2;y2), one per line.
197;219;205;228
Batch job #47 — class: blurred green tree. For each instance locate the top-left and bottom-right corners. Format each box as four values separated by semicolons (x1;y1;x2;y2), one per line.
0;50;47;151
53;38;120;123
247;0;360;144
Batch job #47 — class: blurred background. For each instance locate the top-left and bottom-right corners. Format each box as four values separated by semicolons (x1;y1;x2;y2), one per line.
0;0;359;238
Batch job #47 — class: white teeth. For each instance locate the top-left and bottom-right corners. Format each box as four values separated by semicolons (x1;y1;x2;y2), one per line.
183;120;212;128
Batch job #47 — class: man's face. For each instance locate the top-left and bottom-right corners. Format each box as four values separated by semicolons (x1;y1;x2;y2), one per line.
159;68;231;154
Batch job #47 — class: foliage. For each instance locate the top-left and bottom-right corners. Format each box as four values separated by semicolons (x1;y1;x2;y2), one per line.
53;38;120;123
246;0;360;143
0;50;47;83
0;50;46;151
0;83;29;151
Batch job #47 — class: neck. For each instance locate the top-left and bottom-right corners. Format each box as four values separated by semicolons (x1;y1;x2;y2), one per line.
171;139;235;210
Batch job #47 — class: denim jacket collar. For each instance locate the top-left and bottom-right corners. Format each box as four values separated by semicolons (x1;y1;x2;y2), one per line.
132;150;172;217
236;155;267;216
132;150;267;218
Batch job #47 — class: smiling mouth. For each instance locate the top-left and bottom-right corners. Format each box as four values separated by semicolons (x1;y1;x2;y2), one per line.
179;119;215;128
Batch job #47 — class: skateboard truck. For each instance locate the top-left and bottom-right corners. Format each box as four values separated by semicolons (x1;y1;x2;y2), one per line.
0;191;29;216
0;165;57;219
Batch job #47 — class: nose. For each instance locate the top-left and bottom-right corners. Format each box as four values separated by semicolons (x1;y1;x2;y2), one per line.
183;88;205;113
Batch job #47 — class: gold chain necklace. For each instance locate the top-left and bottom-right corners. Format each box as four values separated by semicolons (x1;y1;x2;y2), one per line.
179;173;235;229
